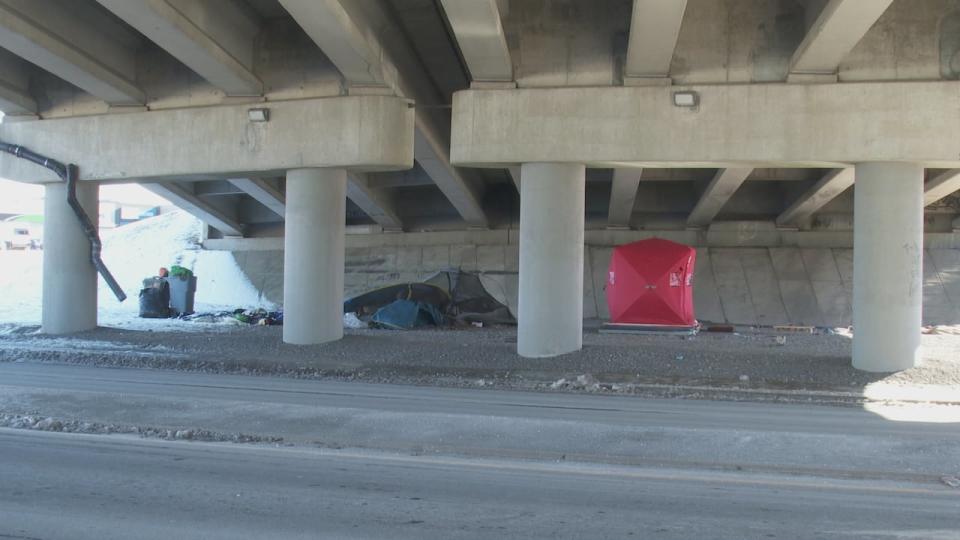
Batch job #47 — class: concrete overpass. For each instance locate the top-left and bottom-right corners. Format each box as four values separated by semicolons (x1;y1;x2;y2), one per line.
1;0;959;371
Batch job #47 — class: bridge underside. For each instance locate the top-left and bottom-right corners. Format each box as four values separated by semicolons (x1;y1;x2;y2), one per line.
1;0;959;371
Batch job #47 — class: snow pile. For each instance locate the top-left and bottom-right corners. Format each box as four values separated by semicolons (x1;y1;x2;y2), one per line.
0;211;274;328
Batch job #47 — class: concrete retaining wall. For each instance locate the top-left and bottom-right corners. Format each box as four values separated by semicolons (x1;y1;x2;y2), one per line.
231;241;960;327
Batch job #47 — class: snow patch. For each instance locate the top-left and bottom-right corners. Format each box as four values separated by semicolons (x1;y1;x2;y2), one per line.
0;211;274;328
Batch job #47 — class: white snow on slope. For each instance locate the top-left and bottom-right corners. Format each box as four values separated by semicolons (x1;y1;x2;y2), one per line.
0;211;273;329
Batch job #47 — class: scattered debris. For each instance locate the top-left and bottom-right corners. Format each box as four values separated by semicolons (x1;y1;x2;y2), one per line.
0;413;282;444
739;375;750;383
775;336;787;346
924;325;960;336
550;374;599;391
774;325;815;334
342;313;367;329
706;325;735;333
941;475;960;488
182;308;282;326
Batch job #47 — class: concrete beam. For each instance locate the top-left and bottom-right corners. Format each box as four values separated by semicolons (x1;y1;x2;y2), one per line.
439;0;512;83
96;0;262;96
228;177;285;218
193;180;246;197
0;0;143;105
346;172;403;231
776;168;854;227
282;0;488;227
450;82;960;167
788;0;894;81
0;96;414;183
687;168;752;228
624;0;688;83
508;166;521;192
415;122;487;228
142;182;244;236
923;169;960;207
278;0;389;87
0;47;35;115
607;168;642;228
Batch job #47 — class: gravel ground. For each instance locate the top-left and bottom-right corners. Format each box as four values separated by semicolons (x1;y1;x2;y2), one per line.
0;413;283;444
1;321;957;403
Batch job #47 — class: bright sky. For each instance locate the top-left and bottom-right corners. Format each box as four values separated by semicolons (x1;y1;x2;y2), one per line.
0;112;169;214
0;179;170;215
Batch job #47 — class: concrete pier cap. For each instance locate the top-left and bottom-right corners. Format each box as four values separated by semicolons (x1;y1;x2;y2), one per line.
0;96;415;184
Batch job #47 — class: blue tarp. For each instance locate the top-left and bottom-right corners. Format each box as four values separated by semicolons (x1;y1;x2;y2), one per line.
370;299;444;330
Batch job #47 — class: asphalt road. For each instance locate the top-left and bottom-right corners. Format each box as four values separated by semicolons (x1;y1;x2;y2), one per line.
2;429;958;540
0;362;958;538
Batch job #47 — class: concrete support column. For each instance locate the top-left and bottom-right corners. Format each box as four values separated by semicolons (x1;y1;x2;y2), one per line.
42;181;98;334
853;162;923;372
517;162;586;358
283;168;346;345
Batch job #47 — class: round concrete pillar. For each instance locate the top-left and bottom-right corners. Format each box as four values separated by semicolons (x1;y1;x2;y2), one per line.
283;168;346;345
517;162;586;358
42;181;98;334
853;162;923;372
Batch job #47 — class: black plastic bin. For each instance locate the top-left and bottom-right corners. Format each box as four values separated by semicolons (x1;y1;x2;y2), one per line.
139;277;170;318
167;275;197;316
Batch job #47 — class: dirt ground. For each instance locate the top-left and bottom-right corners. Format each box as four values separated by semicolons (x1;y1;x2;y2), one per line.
1;321;957;404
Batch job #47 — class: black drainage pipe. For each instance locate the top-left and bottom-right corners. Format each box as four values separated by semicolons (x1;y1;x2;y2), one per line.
0;141;127;302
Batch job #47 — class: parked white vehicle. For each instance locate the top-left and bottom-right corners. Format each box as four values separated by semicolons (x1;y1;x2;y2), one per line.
1;220;42;250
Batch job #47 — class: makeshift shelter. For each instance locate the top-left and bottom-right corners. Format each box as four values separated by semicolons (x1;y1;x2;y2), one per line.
606;238;697;327
370;300;444;330
422;270;514;324
342;269;515;329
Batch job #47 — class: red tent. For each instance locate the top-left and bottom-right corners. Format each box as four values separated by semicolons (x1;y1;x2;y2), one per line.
606;238;697;327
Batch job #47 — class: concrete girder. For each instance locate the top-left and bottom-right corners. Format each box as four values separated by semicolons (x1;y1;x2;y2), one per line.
624;0;688;84
776;168;854;228
450;82;960;167
439;0;512;83
277;0;390;87
0;47;35;115
228;177;285;218
414;120;487;228
96;0;263;96
192;180;246;197
0;96;413;184
788;0;895;82
346;172;404;231
142;182;244;237
508;166;521;192
607;168;642;228
923;169;960;207
0;0;143;105
281;0;489;228
686;168;752;228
